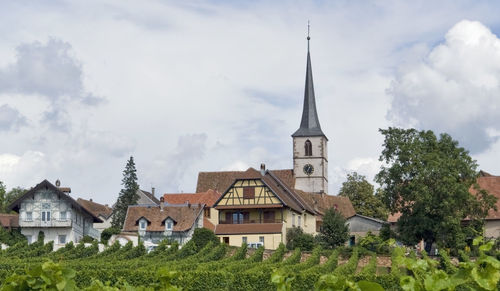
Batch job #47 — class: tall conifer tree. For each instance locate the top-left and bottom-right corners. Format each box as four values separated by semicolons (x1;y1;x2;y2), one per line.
112;156;140;229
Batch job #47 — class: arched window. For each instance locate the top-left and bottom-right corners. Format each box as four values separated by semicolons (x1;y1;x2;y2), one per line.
304;140;312;156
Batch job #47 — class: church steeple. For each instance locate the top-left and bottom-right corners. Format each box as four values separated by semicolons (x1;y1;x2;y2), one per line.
292;24;329;194
292;26;326;139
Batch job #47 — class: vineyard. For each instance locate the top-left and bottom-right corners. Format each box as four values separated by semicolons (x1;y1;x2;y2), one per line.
0;237;499;290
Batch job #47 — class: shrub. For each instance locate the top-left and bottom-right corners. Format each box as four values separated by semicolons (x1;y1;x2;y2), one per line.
100;227;120;244
285;227;315;251
80;235;95;243
191;228;219;250
317;208;349;249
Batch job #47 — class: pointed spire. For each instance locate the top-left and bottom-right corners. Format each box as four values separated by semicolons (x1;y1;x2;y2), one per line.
292;23;327;139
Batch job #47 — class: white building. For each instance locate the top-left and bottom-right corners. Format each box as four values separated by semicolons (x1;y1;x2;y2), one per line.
77;198;113;232
8;180;102;246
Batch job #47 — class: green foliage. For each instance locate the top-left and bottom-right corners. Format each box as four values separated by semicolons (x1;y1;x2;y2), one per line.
100;227;120;244
317;207;349;248
0;183;26;213
1;260;77;291
266;243;286;263
286;227;315;251
111;156;140;229
339;172;388;220
271;269;294;291
376;128;497;251
81;235;95;244
191;228;219;250
0;228;26;246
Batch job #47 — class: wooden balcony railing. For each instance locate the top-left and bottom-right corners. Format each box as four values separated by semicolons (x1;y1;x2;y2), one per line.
219;219;283;224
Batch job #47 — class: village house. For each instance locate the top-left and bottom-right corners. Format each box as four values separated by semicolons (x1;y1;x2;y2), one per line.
163;189;220;232
76;198;113;232
121;197;203;245
7;179;102;245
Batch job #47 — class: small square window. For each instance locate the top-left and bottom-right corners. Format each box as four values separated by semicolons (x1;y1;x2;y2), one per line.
259;236;264;244
58;235;66;244
167;221;173;230
140;221;146;230
60;211;67;220
292;213;296;227
26;212;32;221
298;215;301;227
243;187;255;199
204;208;211;218
242;237;247;244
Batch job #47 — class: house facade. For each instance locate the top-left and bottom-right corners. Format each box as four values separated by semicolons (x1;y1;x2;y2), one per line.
122;199;203;245
77;198;113;232
7;180;102;245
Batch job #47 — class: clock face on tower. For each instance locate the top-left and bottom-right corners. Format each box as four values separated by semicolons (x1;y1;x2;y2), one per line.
303;164;314;176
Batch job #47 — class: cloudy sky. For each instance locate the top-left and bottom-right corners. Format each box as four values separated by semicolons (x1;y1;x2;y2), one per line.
1;1;500;204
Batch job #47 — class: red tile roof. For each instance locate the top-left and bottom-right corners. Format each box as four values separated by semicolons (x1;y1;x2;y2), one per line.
215;223;282;235
77;198;113;219
203;218;215;231
122;204;203;232
473;174;500;220
163;189;221;207
0;214;19;229
294;190;356;219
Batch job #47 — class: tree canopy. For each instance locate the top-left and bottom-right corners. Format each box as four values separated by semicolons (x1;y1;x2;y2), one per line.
338;172;388;220
111;156;140;229
317;207;349;248
375;128;496;251
0;183;27;213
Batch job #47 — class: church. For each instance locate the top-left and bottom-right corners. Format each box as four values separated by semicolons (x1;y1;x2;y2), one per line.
188;36;358;249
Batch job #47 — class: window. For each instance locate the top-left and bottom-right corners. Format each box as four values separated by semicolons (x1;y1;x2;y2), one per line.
60;211;67;221
41;203;51;222
166;221;173;230
242;237;247;244
259;236;264;244
243;187;255;199
58;235;66;244
223;237;229;244
304;214;307;226
298;215;302;227
26;212;32;221
292;213;296;227
263;211;275;223
25;235;32;244
305;140;312;156
140;221;146;230
204;208;211;218
232;212;244;224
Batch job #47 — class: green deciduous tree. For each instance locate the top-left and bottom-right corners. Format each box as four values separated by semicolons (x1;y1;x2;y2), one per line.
375;128;497;251
0;183;27;213
317;208;349;248
338;172;388;220
285;227;315;251
111;156;140;229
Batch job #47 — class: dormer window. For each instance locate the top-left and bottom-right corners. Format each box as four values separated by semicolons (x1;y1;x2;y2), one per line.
167;221;173;230
305;140;312;156
139;219;147;230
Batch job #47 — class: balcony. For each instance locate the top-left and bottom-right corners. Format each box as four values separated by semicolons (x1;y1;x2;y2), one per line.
219;219;283;224
84;226;101;240
20;219;72;228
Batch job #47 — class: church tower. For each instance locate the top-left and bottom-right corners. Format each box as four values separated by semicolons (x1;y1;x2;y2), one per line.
292;31;328;194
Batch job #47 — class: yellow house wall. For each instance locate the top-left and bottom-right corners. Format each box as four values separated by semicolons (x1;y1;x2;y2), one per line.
485;220;500;238
217;180;282;206
208;208;218;226
282;209;317;242
218;233;283;250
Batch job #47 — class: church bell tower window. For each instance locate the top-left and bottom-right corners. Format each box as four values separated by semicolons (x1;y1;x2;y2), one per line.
305;140;312;156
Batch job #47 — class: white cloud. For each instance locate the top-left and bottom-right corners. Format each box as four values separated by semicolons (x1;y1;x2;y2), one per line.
0;104;27;131
388;20;500;153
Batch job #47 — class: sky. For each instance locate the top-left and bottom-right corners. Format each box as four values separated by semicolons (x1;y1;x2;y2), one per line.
1;0;500;205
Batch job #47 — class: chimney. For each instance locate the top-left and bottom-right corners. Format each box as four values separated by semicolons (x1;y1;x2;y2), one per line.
90;198;93;202
260;163;266;176
151;187;155;197
55;179;61;187
160;197;165;211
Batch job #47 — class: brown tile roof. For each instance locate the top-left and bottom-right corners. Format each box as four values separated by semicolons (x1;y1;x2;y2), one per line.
387;212;402;223
204;218;215;231
473;174;500;220
0;214;19;229
294;190;356;219
77;198;113;219
163;189;221;207
122;204;203;232
196;169;296;193
215;223;282;235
